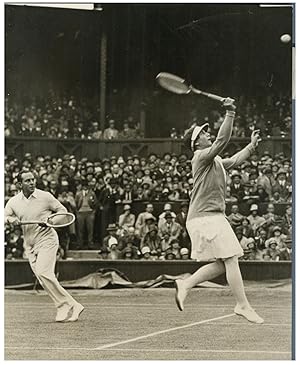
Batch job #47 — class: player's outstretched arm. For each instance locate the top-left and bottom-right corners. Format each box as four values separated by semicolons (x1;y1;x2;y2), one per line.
200;98;236;160
222;129;261;170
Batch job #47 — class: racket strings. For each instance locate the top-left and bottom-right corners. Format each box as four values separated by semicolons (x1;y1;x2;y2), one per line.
156;73;190;94
47;213;75;228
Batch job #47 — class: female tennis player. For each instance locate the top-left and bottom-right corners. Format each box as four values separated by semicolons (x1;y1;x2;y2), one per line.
4;170;84;322
175;97;264;324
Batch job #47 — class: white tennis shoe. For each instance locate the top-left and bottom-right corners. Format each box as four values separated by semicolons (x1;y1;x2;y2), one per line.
234;305;264;324
55;304;72;322
67;303;85;322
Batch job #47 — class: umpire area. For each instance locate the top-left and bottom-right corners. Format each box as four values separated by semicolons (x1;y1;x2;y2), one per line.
5;283;292;360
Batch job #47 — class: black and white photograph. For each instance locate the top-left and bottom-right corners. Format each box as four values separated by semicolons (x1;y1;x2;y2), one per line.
4;2;294;360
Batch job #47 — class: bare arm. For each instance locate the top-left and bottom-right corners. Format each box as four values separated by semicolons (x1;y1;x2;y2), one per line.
222;130;261;170
199;98;236;161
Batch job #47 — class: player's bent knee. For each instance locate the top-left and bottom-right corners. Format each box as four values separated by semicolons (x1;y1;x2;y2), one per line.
215;259;226;270
223;255;239;266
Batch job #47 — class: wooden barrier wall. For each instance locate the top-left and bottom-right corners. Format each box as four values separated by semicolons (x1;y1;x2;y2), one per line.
5;260;292;287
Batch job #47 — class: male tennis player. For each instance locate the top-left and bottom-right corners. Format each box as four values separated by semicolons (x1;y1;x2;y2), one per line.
4;170;84;322
175;97;264;324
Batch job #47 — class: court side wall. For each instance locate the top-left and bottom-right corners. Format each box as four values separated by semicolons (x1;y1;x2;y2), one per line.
5;260;291;287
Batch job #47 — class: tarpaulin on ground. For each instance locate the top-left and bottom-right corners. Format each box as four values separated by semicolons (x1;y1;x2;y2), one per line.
4;269;224;290
60;269;225;289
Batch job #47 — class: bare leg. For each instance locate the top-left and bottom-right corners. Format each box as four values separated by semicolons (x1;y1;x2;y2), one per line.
184;259;225;290
224;255;264;324
175;259;225;311
223;256;250;309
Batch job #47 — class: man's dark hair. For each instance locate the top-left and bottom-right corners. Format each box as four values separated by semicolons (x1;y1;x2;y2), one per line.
16;169;37;183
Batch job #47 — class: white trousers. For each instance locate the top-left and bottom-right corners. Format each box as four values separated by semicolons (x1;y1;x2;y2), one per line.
27;243;77;308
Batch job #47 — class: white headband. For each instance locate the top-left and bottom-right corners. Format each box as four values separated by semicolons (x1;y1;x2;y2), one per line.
190;123;209;150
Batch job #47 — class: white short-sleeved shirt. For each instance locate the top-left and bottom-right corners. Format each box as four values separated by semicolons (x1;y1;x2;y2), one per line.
4;189;67;250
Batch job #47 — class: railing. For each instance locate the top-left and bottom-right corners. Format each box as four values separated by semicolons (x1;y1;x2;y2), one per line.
5;136;292;160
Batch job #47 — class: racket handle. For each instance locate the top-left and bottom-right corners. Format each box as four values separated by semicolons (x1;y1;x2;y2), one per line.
191;87;225;102
201;92;225;102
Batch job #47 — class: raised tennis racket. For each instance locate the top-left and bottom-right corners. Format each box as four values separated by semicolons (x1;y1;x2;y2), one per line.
156;72;226;102
20;212;75;228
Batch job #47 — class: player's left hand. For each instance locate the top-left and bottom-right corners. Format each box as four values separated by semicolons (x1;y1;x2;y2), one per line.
251;129;262;147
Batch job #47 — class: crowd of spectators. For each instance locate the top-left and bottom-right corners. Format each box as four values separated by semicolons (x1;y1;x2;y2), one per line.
5;149;292;262
5;95;144;140
170;94;292;139
5;93;291;139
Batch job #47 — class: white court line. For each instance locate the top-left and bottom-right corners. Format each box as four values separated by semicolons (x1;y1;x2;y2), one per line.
94;313;235;350
5;303;291;309
4;346;290;355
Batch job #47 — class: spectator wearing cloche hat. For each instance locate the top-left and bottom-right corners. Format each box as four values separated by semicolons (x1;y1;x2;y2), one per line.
266;225;287;250
140;246;153;261
180;247;190;260
272;168;290;201
247;204;266;234
263;238;280;261
140;224;162;256
158;203;176;229
227;204;244;229
118;204;136;231
158;212;182;242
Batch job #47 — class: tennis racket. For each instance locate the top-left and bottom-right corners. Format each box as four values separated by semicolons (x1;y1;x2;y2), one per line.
156;72;226;102
20;212;75;228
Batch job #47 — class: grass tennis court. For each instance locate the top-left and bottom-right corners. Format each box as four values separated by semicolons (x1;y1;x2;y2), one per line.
5;282;292;360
